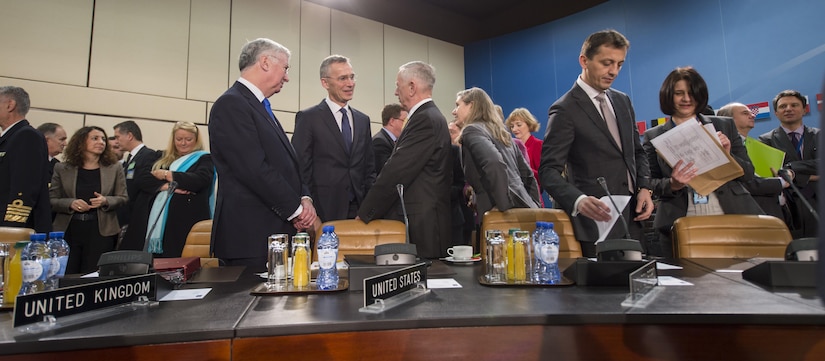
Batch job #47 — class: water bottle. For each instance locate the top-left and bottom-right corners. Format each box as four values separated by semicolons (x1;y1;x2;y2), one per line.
534;222;561;284
20;233;51;295
316;225;339;290
47;231;70;290
531;222;546;283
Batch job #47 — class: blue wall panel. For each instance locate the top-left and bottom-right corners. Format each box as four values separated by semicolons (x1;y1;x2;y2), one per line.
464;0;825;139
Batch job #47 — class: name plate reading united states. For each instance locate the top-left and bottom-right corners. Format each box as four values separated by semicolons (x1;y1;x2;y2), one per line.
363;262;427;308
13;274;157;327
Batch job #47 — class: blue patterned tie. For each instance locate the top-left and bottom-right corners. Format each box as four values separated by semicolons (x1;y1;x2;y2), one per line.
262;98;284;132
789;132;801;158
341;108;352;153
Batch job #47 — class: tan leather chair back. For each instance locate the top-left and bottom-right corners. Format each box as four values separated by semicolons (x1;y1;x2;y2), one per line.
673;215;792;258
314;219;406;262
182;220;213;258
481;209;582;259
0;227;34;244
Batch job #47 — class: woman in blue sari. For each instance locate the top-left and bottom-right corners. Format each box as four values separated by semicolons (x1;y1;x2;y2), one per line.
146;122;215;258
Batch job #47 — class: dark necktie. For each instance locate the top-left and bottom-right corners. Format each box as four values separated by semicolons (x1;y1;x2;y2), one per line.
789;132;801;158
341;108;352;153
123;153;132;170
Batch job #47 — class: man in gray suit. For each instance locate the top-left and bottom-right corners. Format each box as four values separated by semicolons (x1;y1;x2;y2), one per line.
358;61;452;259
292;55;375;221
539;30;653;257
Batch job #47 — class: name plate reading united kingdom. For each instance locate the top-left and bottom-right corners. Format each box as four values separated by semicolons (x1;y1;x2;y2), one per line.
363;262;427;308
13;274;157;327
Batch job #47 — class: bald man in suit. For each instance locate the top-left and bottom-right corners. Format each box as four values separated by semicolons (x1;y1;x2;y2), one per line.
539;30;653;257
209;38;316;271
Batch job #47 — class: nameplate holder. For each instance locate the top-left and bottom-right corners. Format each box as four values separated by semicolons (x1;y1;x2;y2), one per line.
359;262;429;314
621;260;661;308
562;258;649;286
13;273;161;328
742;260;817;288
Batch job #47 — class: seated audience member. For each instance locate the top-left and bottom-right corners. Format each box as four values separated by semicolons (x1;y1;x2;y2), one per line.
758;90;819;238
718;102;791;223
50;126;127;274
642;67;763;257
145;122;215;258
454;87;540;218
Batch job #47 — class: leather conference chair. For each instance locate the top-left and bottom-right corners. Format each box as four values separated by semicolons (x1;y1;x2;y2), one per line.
182;220;219;267
672;215;792;259
0;227;35;263
480;209;582;260
312;219;406;262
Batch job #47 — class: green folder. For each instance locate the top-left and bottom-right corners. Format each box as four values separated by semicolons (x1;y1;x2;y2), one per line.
744;137;785;177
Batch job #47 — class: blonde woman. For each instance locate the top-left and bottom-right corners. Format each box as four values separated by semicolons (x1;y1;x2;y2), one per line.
453;87;540;218
145;122;215;257
505;108;543;187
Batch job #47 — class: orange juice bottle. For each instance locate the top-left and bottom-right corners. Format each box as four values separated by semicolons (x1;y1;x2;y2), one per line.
506;228;519;281
292;235;310;288
3;241;28;304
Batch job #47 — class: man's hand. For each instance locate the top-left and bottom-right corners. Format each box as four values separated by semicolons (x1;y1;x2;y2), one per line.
576;196;612;222
633;189;654;221
292;198;317;231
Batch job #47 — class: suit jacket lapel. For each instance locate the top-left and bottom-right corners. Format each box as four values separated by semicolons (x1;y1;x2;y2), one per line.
238;83;298;162
773;128;798;162
571;85;620;152
318;101;349;154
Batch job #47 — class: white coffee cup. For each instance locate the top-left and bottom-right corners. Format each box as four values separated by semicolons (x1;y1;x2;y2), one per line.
447;245;473;260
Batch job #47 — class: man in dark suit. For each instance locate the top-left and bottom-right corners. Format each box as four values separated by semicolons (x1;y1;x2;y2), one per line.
759;90;819;238
209;38;316;271
718;102;790;223
358;61;452;259
539;30;654;257
372;103;406;175
0;86;52;233
36;122;67;178
292;55;375;222
114;120;161;251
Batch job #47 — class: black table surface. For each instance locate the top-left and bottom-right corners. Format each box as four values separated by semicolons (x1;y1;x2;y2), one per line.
1;259;823;355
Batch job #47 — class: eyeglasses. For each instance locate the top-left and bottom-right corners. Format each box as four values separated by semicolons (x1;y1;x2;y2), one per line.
324;74;356;82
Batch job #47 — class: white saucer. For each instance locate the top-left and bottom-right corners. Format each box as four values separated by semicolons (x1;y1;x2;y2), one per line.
444;256;481;263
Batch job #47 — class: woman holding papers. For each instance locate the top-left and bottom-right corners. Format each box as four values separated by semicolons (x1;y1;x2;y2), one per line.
453;87;540;218
144;122;215;258
642;67;762;257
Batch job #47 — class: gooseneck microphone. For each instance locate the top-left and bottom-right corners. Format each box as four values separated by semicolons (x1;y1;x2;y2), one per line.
777;169;819;222
597;177;632;239
373;183;418;265
143;181;178;252
595;177;643;261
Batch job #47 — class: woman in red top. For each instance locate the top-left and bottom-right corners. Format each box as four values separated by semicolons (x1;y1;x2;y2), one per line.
506;108;543;191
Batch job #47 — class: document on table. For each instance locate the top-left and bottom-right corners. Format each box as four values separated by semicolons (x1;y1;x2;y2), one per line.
427;278;462;289
658;276;693;286
159;288;212;301
649;119;728;174
594;195;631;244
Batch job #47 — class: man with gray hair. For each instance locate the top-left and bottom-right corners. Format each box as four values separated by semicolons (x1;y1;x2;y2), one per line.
0;86;52;232
292;55;375;221
209;38;316;271
36;122;67;177
718;102;790;223
357;61;452;259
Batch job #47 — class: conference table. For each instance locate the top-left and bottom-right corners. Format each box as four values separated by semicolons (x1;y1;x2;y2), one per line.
0;258;823;361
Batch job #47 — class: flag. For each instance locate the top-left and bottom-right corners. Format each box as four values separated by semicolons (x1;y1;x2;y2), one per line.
804;95;810;114
648;117;667;128
636;121;646;134
817;94;822;111
747;102;770;120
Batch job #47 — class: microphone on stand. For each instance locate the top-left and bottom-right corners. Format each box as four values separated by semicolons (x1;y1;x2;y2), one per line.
777;169;819;222
374;184;418;265
595;177;643;261
144;181;178;253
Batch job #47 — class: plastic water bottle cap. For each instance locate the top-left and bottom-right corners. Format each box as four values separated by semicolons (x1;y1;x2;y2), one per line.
547;222;554;229
323;225;334;233
48;231;65;238
30;233;47;241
